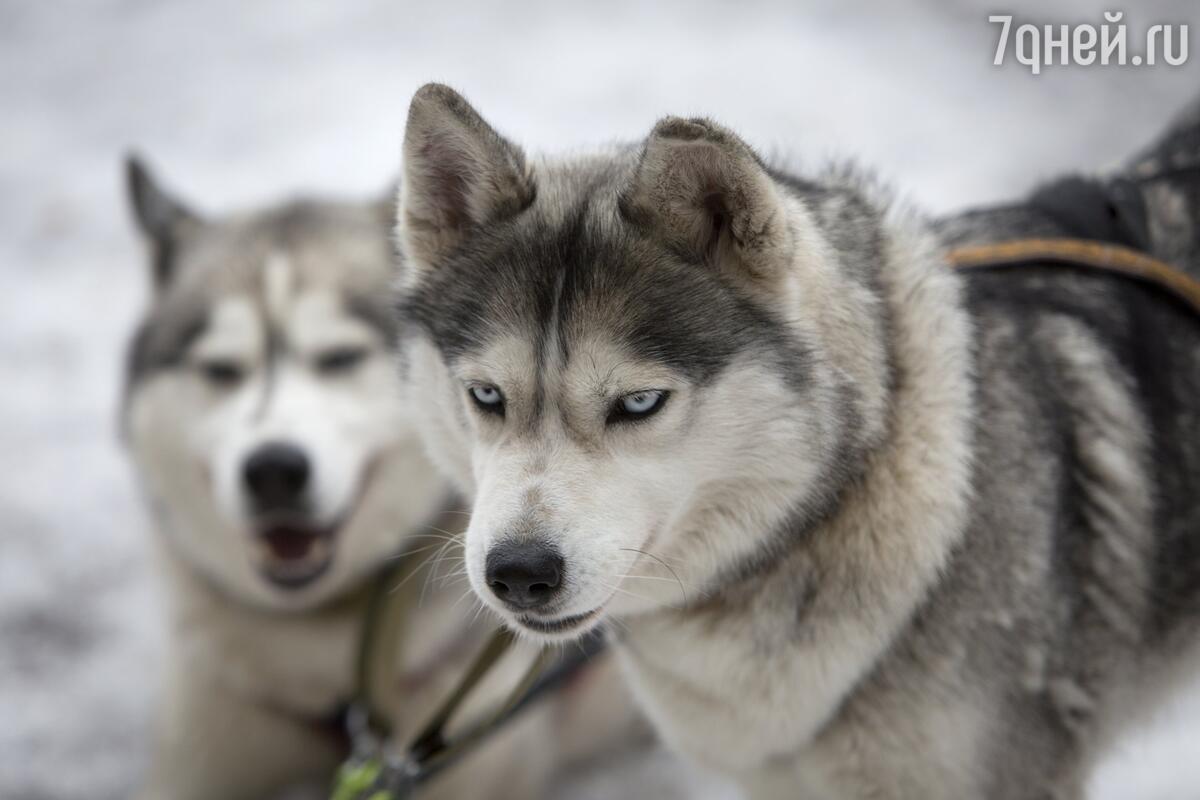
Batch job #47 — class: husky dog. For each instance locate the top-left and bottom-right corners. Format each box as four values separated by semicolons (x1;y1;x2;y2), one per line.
122;159;632;800
393;84;1200;799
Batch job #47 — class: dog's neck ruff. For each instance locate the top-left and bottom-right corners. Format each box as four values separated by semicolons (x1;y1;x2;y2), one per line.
793;206;977;630
710;207;977;608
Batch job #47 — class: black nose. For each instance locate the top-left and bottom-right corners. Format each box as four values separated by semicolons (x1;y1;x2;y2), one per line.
485;542;564;611
243;442;310;510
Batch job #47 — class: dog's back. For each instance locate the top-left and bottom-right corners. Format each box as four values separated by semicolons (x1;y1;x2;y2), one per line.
863;107;1200;796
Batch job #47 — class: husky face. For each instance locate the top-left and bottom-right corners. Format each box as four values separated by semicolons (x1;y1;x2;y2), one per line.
397;86;889;640
124;160;446;609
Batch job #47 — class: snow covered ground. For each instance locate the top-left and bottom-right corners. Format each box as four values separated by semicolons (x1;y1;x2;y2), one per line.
1;1;1198;797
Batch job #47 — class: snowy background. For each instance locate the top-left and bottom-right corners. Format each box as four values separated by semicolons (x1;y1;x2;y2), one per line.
2;0;1199;797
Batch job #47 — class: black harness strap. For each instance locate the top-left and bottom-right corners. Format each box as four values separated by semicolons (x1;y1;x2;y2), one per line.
1029;175;1150;252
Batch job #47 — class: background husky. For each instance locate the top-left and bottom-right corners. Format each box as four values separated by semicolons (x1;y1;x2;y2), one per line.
122;158;635;800
394;84;1200;798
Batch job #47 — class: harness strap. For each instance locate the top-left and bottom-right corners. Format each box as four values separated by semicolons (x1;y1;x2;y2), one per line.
405;632;604;787
354;550;427;738
1029;176;1149;252
945;237;1200;316
340;539;605;799
404;629;553;778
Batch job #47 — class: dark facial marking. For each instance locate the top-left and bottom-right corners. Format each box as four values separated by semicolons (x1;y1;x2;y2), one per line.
124;307;207;388
119;305;207;437
400;190;813;395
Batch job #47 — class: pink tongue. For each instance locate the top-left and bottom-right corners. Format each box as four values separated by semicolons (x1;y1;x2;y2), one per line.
262;528;317;561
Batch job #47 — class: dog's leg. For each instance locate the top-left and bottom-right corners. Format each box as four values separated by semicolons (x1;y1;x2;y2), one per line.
137;664;342;800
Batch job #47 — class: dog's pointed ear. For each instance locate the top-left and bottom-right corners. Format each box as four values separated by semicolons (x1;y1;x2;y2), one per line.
125;154;201;288
620;118;791;283
398;84;535;276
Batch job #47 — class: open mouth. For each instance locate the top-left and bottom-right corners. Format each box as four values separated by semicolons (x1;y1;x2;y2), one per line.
516;608;602;636
252;521;336;589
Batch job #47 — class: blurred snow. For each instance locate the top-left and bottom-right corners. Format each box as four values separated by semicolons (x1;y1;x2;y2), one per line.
0;1;1198;797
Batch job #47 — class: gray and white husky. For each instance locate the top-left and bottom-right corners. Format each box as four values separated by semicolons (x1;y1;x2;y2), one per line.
121;158;632;800
394;84;1200;798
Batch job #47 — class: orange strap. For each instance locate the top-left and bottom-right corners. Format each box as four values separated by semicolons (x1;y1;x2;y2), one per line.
945;237;1200;317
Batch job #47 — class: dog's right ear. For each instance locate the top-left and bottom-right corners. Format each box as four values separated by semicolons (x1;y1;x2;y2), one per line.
619;117;793;289
398;84;535;281
125;154;201;288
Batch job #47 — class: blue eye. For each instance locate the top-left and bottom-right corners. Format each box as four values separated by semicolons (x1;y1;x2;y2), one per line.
609;390;668;423
469;384;505;415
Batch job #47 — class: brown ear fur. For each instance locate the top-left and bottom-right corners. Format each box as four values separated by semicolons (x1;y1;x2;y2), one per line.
620;117;791;283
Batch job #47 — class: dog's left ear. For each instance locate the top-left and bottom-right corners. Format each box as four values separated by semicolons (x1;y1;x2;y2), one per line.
398;84;535;280
125;155;202;288
620;117;792;285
